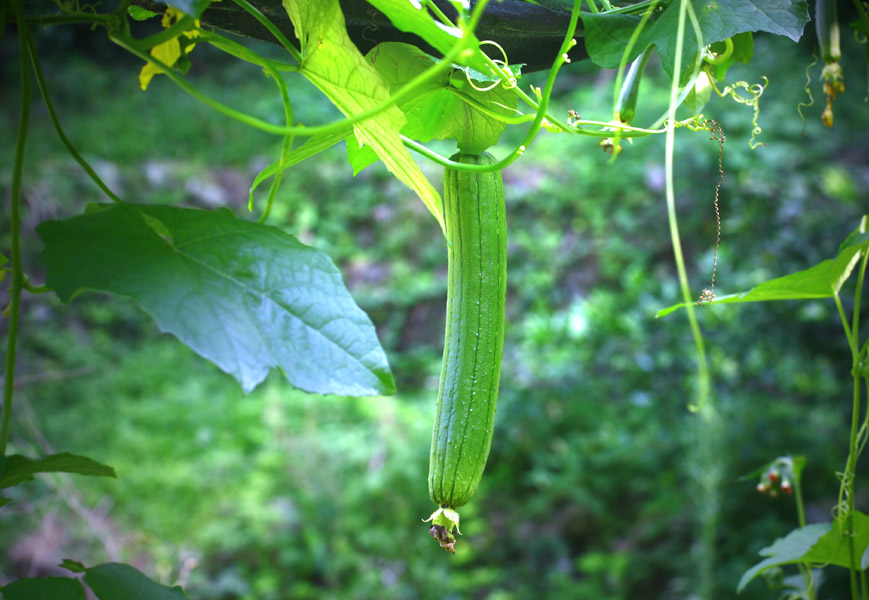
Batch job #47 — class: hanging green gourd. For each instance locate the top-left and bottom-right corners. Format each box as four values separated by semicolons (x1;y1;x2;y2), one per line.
425;152;507;553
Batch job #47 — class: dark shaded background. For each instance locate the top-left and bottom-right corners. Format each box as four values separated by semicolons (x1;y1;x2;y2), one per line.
1;8;868;599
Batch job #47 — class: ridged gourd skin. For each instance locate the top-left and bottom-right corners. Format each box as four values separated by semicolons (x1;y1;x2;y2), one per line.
428;152;507;512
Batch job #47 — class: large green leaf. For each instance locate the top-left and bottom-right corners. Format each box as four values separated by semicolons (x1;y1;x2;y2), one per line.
737;523;830;592
37;204;395;396
83;564;188;600
738;512;869;591
657;216;868;317
803;512;869;569
364;0;489;72
0;453;116;489
284;0;445;233
581;0;808;79
368;42;519;154
1;577;87;600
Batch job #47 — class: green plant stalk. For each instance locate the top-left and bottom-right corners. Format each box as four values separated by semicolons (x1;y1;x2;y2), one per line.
834;291;861;600
854;249;868;600
2;0;33;456
793;462;817;600
108;0;491;140
26;32;123;204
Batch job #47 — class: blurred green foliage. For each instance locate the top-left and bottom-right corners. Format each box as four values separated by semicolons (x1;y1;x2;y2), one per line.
1;19;868;600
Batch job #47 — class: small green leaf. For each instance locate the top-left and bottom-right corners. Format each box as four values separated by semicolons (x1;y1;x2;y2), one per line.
38;205;396;396
737;523;830;592
1;576;87;600
0;453;116;489
345;133;380;175
0;251;9;267
127;5;159;20
60;559;87;573
838;216;869;253
368;42;519;154
84;564;187;600
657;218;868;317
364;0;490;72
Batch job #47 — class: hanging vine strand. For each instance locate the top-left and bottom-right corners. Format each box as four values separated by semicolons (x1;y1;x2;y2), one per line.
698;119;725;306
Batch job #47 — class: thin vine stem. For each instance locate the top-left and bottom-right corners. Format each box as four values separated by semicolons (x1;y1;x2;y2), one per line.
26;31;123;204
423;0;456;29
2;0;33;456
259;67;294;223
200;31;299;72
448;88;668;138
794;462;817;600
230;0;302;63
606;0;669;14
663;0;710;413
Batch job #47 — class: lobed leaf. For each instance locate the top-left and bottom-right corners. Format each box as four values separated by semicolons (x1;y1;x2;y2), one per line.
582;0;808;80
38;204;396;396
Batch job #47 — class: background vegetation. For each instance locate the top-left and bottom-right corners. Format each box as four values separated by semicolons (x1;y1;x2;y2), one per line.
1;16;867;599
